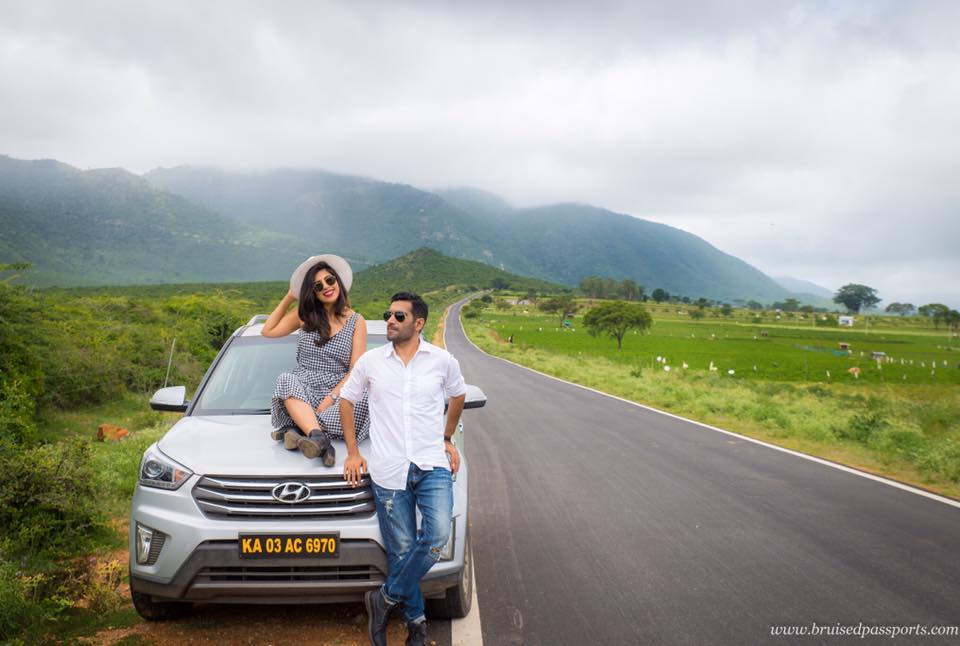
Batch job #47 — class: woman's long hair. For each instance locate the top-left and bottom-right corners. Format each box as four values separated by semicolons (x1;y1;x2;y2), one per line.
298;261;350;345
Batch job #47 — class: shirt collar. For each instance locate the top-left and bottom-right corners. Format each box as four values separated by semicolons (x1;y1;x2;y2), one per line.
384;335;435;359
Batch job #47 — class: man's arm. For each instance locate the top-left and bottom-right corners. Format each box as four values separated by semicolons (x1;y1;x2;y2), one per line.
339;354;369;488
443;394;465;474
442;353;468;474
339;397;367;487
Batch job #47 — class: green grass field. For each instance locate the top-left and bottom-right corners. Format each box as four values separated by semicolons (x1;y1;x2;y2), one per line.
479;307;960;385
463;302;960;498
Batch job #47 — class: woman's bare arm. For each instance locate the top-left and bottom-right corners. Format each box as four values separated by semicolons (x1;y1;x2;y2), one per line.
323;313;367;402
261;290;302;337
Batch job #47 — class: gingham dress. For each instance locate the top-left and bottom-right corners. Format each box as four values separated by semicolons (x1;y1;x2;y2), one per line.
271;312;370;442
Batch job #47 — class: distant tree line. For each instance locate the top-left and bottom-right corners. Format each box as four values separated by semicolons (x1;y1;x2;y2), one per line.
579;276;644;301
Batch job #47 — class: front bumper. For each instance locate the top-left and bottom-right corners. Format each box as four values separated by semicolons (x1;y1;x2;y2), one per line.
129;539;464;604
129;463;469;604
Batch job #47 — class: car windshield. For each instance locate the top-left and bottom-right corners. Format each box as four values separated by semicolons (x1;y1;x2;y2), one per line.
192;334;387;415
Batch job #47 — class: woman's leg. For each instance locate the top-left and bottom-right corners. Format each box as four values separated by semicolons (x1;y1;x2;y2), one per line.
284;397;322;434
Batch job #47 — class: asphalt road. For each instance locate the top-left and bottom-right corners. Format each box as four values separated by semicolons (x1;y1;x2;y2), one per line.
445;301;960;645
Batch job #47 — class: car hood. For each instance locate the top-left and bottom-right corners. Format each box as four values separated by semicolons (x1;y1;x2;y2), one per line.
158;415;364;477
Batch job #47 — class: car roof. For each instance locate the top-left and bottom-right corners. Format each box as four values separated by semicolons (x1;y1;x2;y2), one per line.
238;317;387;338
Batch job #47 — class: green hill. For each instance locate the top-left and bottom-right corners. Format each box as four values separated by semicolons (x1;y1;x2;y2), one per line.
2;154;795;302
0;156;331;286
146;165;792;303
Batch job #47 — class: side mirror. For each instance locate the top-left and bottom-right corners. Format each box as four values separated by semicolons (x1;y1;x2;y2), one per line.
464;384;487;410
150;386;188;413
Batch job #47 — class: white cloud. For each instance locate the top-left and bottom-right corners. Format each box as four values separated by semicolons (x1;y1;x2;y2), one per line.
1;0;958;305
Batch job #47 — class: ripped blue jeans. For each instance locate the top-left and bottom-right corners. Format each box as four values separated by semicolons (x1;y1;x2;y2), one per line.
372;463;453;624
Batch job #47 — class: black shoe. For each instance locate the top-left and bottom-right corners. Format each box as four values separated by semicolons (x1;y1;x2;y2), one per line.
405;620;427;646
282;427;306;450
298;430;335;466
364;588;395;646
271;425;297;443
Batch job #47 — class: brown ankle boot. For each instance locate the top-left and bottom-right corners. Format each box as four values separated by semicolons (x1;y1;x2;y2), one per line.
298;429;335;466
271;426;297;442
282;427;306;450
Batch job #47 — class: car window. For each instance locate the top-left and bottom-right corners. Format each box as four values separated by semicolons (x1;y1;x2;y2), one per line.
192;334;387;415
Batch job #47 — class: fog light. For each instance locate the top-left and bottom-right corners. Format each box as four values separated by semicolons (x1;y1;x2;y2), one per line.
439;522;456;561
136;523;154;565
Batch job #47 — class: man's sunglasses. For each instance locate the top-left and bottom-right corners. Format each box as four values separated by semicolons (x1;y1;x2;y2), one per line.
382;310;409;322
312;275;338;292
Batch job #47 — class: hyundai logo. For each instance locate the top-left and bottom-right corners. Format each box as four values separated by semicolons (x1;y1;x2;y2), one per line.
271;481;311;504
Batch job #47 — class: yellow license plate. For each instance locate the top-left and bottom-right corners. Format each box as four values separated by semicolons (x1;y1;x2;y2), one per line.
238;533;340;559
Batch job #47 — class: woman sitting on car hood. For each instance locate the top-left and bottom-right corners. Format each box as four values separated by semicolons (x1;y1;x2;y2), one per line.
262;254;370;466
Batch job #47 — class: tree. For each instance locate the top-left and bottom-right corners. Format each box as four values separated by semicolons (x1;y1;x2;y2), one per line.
583;301;652;349
689;309;705;320
945;309;960;334
652;288;670;303
619;279;642;301
918;303;950;328
833;284;880;313
524;289;539;306
539;296;579;325
490;277;510;290
720;304;733;317
579;276;604;298
885;302;915;317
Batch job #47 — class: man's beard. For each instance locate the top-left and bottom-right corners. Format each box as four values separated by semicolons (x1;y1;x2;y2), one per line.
387;325;416;343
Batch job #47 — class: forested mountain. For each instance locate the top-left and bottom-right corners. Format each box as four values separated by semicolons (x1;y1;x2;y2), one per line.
0;156;322;286
1;154;794;301
146;165;791;302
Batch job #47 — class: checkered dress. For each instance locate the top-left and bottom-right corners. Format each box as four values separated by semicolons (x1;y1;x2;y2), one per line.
271;311;370;442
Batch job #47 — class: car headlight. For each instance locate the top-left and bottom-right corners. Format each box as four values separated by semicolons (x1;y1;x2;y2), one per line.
139;444;192;490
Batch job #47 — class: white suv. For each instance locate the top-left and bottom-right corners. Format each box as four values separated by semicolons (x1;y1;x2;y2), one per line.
129;316;485;620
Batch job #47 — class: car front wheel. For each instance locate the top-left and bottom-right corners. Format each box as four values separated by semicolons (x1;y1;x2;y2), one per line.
425;530;473;619
130;586;192;621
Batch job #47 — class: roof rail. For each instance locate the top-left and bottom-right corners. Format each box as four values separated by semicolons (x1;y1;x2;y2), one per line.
245;314;269;326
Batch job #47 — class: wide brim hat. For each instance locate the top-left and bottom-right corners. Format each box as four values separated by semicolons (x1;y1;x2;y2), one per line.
290;254;353;295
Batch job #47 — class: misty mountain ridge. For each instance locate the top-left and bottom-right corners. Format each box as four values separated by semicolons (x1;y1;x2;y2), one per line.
1;153;812;303
774;276;834;300
145;164;793;303
0;155;326;286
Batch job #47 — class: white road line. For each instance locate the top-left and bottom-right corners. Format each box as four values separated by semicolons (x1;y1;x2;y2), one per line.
454;309;960;511
444;305;484;646
450;550;483;645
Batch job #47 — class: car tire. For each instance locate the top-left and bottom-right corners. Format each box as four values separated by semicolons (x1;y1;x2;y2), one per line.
130;588;192;621
425;529;473;619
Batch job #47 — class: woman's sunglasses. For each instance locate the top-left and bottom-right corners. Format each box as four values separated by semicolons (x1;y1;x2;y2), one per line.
382;310;408;322
312;275;338;292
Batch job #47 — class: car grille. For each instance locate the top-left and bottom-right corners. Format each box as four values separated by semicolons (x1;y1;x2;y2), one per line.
192;475;375;519
194;564;383;583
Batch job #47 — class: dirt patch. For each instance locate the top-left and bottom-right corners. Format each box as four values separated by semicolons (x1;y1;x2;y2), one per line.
432;305;452;348
83;604;420;646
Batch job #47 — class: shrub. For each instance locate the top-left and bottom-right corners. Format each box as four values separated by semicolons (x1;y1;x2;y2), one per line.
836;411;889;443
0;561;65;643
0;440;101;559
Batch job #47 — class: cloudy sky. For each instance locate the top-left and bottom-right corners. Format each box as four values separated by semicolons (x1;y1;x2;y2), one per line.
3;0;958;306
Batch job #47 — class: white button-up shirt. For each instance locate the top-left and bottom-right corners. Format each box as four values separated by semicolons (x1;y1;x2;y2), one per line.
340;338;467;490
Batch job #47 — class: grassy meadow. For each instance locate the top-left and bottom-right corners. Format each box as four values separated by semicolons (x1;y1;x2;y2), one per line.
462;300;960;498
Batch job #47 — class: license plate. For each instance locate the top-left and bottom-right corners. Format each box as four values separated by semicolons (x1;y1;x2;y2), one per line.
238;533;340;559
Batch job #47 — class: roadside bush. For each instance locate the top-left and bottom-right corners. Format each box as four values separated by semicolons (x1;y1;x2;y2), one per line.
0;374;39;445
0;440;101;559
836;410;889;443
0;561;65;643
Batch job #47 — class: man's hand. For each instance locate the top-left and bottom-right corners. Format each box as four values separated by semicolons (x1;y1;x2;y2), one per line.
343;452;368;488
444;439;460;474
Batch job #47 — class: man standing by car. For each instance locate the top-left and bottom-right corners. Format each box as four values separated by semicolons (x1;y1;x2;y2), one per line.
339;292;466;646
